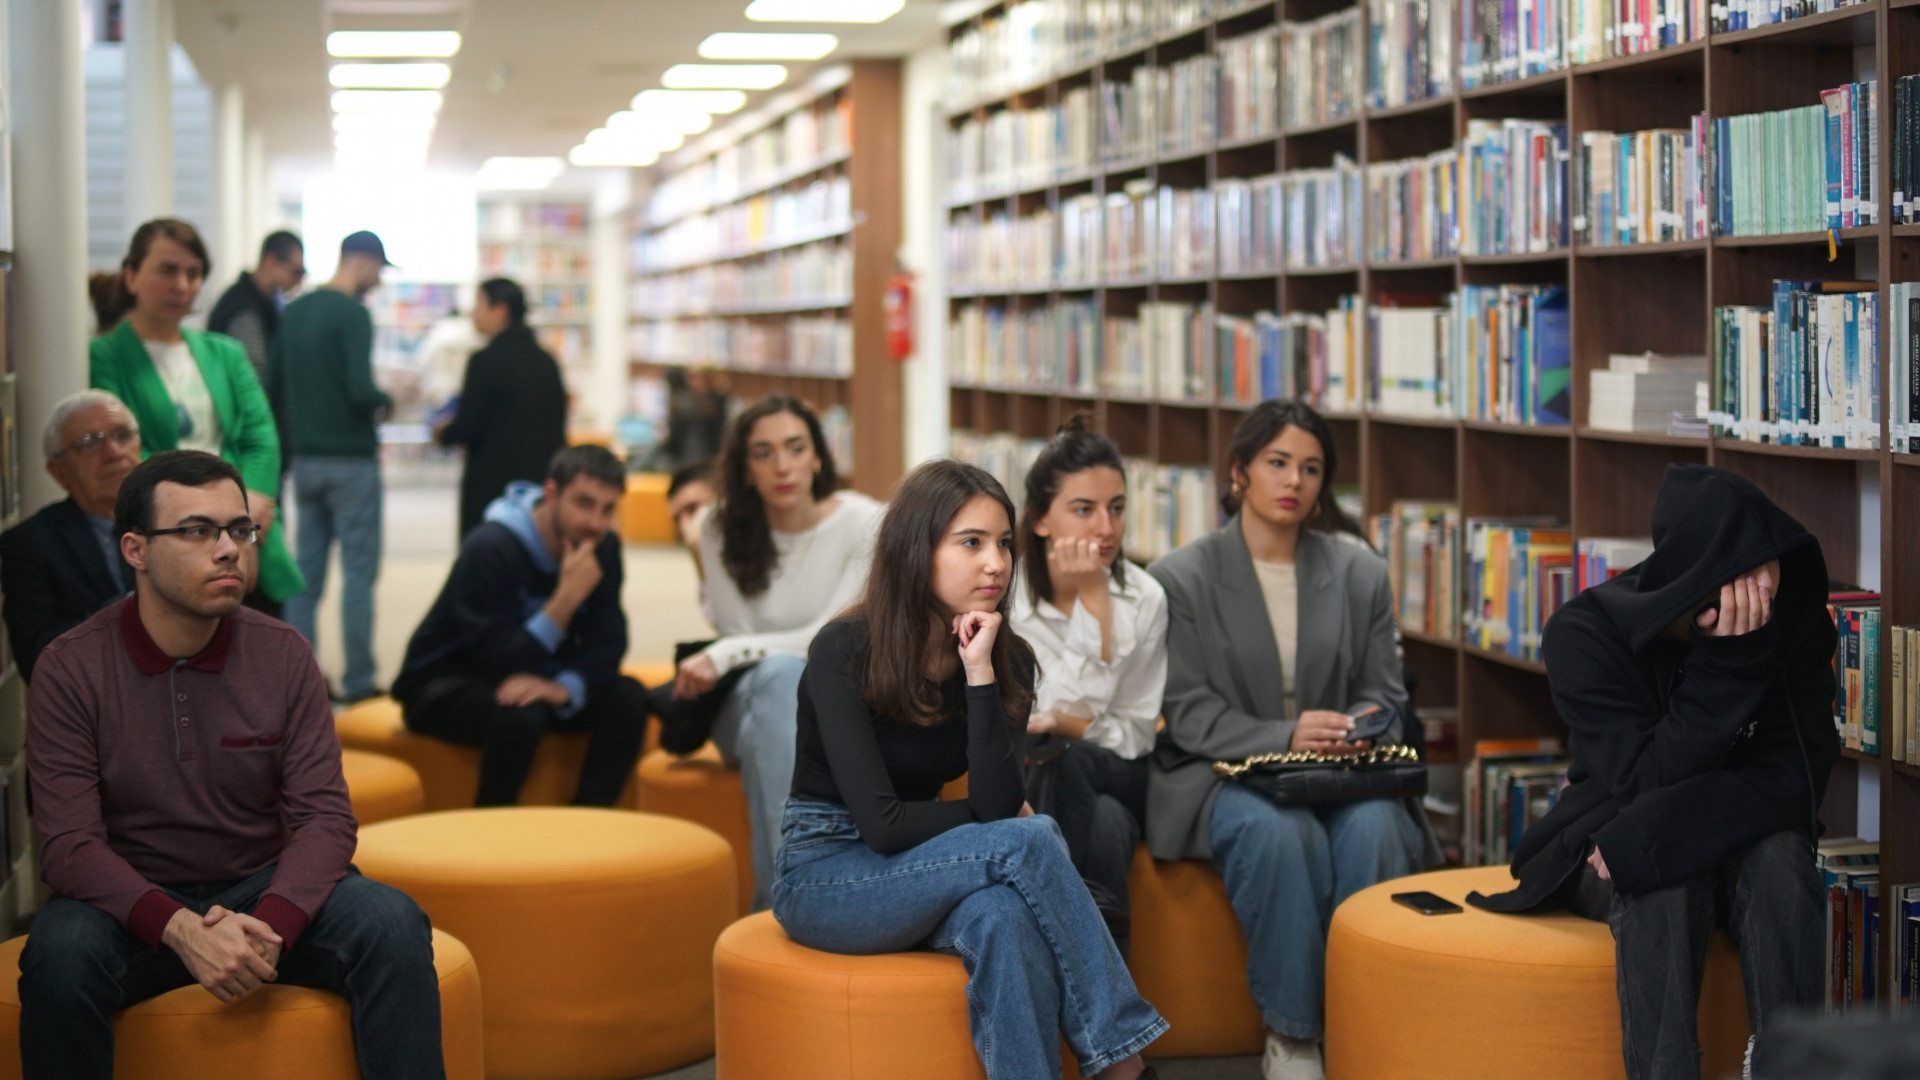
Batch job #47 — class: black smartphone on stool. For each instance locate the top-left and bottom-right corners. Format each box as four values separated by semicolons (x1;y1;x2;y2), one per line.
1391;890;1464;916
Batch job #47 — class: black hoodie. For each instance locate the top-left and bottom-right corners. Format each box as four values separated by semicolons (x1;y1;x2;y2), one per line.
1470;464;1839;913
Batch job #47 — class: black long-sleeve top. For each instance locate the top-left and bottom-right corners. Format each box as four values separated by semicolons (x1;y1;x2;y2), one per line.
791;616;1026;854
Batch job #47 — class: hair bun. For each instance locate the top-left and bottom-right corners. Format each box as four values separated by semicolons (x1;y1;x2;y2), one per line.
1056;411;1094;439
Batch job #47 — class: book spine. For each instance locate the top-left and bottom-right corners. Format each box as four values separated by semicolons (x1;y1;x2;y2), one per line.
1865;607;1881;756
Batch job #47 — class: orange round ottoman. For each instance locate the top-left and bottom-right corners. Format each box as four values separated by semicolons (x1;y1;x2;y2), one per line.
636;744;754;911
340;748;426;824
715;912;1083;1080
1125;850;1264;1056
356;807;736;1080
0;927;481;1080
1326;866;1751;1080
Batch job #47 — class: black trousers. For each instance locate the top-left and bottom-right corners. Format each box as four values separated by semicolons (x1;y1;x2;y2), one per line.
1576;830;1825;1080
401;674;648;807
1026;740;1149;922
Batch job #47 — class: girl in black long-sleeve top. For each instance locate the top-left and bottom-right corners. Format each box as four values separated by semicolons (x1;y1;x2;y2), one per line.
772;459;1167;1080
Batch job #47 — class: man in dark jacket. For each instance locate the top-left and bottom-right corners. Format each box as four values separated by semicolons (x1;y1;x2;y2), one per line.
435;277;568;539
392;444;645;806
0;391;142;681
206;231;304;377
1471;464;1839;1080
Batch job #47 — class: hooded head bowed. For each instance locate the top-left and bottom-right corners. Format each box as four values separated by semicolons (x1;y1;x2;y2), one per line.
1591;464;1825;654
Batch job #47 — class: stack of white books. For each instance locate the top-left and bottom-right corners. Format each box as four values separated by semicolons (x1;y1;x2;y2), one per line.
1588;352;1709;433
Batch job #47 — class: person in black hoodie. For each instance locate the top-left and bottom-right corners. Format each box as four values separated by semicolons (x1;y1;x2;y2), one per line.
1470;464;1839;1080
436;277;569;539
392;444;646;806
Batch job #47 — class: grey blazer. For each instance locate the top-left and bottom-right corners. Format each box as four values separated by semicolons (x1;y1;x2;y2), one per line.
1145;518;1441;863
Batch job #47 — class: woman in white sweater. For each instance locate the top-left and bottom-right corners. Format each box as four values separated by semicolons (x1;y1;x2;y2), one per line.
677;395;883;910
1008;418;1167;954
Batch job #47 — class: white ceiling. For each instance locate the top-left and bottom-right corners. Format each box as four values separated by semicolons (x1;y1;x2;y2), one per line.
172;0;949;180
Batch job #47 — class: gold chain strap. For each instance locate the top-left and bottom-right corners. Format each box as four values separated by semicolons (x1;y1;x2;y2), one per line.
1212;742;1422;779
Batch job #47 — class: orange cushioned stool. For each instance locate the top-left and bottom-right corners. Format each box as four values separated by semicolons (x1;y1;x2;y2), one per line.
0;927;482;1080
335;662;675;811
636;743;754;912
1325;866;1751;1080
1125;850;1264;1057
356;807;736;1080
714;911;1082;1080
339;748;425;824
620;472;675;544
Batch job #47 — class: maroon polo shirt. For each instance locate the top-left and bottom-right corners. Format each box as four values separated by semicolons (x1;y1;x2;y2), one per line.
27;596;355;949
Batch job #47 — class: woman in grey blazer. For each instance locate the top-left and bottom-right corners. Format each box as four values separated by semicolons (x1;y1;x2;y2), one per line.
1146;401;1436;1080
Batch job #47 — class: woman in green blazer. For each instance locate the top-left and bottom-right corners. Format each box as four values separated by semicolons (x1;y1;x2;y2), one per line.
90;219;304;606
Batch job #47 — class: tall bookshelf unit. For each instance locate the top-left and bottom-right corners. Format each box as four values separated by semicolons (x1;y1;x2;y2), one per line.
478;197;595;393
944;0;1920;986
628;62;904;496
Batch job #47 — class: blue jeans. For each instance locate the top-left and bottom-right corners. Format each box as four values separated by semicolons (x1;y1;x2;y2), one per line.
287;456;383;698
1208;784;1424;1040
17;866;442;1080
773;799;1168;1079
710;654;805;912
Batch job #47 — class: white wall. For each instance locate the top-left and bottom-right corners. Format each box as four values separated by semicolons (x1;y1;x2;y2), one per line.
899;41;950;469
589;168;634;435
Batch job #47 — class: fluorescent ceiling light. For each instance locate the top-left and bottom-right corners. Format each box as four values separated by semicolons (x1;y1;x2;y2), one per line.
587;125;685;155
332;111;437;134
570;143;659;168
331;89;443;113
609;108;710;137
329;63;452;90
326;30;462;57
630;89;747;114
661;64;788;90
745;0;905;22
698;32;837;60
475;156;566;190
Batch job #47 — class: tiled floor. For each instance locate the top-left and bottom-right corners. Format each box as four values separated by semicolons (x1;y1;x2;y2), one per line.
305;482;1263;1080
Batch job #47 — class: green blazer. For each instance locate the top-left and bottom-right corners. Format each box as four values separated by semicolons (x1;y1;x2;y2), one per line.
89;321;306;603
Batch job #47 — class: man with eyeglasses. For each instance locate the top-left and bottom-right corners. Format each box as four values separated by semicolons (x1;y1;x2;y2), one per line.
17;450;443;1080
0;390;144;681
207;231;304;380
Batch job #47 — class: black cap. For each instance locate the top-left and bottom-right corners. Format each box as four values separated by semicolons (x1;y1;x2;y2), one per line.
339;230;394;267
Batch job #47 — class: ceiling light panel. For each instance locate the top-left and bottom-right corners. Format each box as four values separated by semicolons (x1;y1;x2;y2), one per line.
475;156;566;190
661;64;788;90
326;31;462;58
570;143;660;168
698;32;837;60
329;63;452;89
630;89;748;114
332;111;438;134
609;108;711;137
744;0;905;22
331;89;444;113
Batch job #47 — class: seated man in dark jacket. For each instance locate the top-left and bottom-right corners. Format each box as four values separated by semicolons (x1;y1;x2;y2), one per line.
0;390;143;681
394;444;646;806
1472;464;1839;1080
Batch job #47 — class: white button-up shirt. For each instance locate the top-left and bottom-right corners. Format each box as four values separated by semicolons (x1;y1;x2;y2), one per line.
1010;566;1169;761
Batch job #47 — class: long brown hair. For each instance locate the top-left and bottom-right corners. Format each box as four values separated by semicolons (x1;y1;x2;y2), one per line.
107;218;211;328
1018;413;1129;605
856;459;1034;728
715;395;840;597
1221;399;1365;540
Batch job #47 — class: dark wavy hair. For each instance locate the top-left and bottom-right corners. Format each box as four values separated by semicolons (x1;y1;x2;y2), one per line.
716;395;839;597
1019;413;1129;605
1221;399;1364;539
855;459;1035;729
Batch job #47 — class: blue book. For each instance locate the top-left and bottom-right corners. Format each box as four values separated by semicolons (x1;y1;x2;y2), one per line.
1534;288;1571;425
1824;89;1845;232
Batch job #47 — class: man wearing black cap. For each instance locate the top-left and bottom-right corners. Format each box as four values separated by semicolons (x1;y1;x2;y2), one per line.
266;231;396;703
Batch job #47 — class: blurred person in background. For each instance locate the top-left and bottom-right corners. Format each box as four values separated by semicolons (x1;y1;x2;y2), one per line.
663;366;729;468
435;277;568;540
207;231;305;379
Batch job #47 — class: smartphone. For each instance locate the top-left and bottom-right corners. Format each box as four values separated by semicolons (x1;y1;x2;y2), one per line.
1346;706;1398;745
1391;890;1463;916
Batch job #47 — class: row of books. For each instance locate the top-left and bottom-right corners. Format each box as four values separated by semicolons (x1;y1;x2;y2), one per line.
1279;13;1362;133
1459;119;1570;257
1712;0;1868;34
1463;739;1568;866
1567;0;1707;64
1709;280;1882;449
1453;284;1571;425
1370;501;1462;639
1829;593;1882;756
628;316;853;377
1463;519;1574;662
478;242;592;282
1124;458;1219;562
633;176;851;273
1105;302;1214;399
1215;300;1366;412
1366;150;1460;263
1586;351;1708;434
629;240;851;317
1571;120;1711;247
476;200;588;240
948;301;1100;393
1459;0;1569;89
1574;535;1654;591
1710;86;1875;239
1894;75;1920;227
1818;840;1882;1014
645;95;852;224
1366;0;1453;110
1889;282;1920;454
945;0;1156;106
1283;159;1366;270
946;92;1096;203
1887;621;1920;767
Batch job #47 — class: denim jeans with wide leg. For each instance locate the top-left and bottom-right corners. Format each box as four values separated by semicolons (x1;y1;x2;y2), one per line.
1208;783;1425;1040
18;866;442;1080
710;654;805;911
1605;829;1824;1080
773;799;1169;1080
286;455;383;698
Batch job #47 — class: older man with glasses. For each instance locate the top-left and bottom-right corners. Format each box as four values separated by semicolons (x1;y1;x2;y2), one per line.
0;390;144;681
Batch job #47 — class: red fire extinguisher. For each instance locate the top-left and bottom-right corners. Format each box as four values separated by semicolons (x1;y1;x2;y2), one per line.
884;268;915;361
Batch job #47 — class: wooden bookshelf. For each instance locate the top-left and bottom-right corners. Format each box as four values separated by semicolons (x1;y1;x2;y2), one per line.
477;197;594;394
627;62;903;497
942;0;1920;985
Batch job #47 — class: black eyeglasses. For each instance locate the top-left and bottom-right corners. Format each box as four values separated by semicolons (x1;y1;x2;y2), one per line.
57;425;138;458
142;523;263;546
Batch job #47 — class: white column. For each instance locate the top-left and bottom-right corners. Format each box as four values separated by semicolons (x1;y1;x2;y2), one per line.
10;0;91;512
244;126;269;248
589;169;633;435
212;82;245;280
899;43;950;468
121;0;174;226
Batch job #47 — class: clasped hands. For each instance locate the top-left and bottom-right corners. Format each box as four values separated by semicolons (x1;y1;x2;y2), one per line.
161;905;283;1003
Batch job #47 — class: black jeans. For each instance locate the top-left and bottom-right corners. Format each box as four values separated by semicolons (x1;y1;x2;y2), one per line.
1027;740;1148;937
18;866;442;1080
1593;829;1824;1080
401;673;648;806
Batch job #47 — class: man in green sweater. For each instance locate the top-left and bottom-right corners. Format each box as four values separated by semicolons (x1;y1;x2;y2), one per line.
267;231;395;703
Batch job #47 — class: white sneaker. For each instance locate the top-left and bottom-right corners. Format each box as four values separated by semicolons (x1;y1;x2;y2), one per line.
1263;1033;1326;1080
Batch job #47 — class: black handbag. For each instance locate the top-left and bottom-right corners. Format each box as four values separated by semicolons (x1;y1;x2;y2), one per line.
647;640;750;755
1212;743;1428;806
